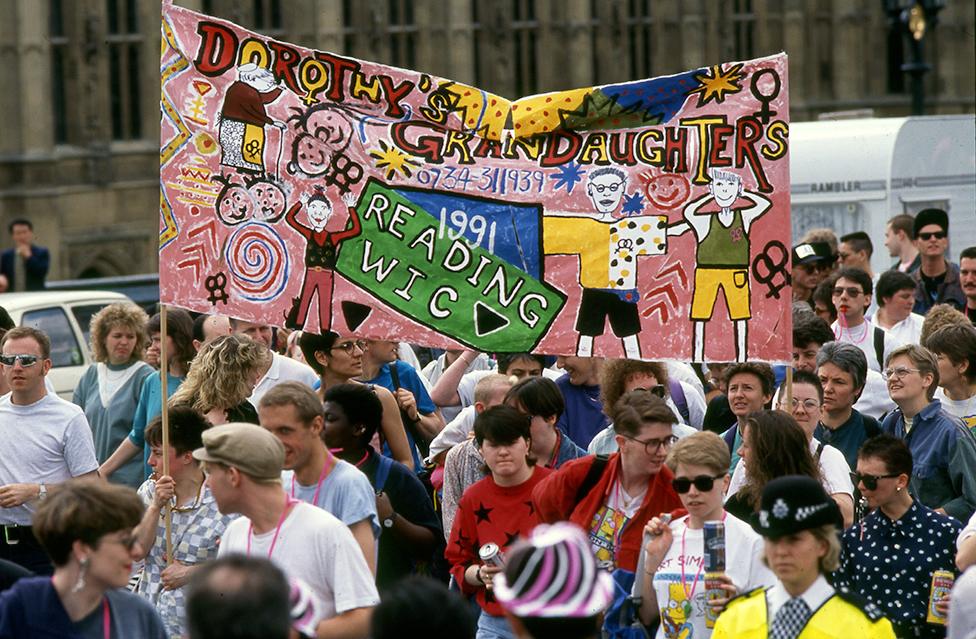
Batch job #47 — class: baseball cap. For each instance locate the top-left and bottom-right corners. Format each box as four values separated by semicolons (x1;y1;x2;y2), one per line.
792;242;835;267
751;475;842;539
192;422;285;482
494;522;613;618
913;208;948;237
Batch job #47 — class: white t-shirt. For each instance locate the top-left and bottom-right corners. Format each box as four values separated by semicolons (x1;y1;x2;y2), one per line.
948;567;976;639
641;514;775;639
666;361;706;400
455;367;562;408
249;352;319;406
727;438;853;501
220;501;379;623
879;312;925;346
281;459;380;537
854;369;896;420
0;391;98;525
958;511;976;549
934;387;976;433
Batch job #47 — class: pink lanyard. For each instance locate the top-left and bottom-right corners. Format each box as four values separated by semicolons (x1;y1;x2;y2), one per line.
290;455;336;505
246;497;297;559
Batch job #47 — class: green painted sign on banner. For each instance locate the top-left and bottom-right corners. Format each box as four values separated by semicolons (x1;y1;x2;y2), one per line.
335;178;566;352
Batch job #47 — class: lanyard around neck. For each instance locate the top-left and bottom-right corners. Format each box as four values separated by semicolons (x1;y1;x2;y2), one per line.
247;496;297;559
290;453;336;505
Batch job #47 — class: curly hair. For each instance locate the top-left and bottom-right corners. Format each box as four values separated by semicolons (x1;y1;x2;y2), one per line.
89;302;149;364
171;334;270;413
920;304;972;347
739;410;822;512
599;358;668;414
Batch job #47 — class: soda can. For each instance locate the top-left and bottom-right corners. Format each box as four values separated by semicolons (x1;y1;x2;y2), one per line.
926;570;954;625
479;542;505;567
703;520;726;572
704;572;725;629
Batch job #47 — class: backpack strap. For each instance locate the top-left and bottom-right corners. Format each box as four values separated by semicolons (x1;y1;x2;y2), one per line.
574;454;610;504
668;379;690;424
374;453;394;492
873;327;886;371
814;441;825;461
389;362;401;390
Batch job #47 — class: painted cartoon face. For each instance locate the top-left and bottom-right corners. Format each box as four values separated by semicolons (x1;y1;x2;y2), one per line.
216;184;254;225
250;180;286;222
644;174;691;209
244;70;277;93
306;198;332;228
291;133;333;178
587;173;626;215
709;174;743;208
305;108;354;149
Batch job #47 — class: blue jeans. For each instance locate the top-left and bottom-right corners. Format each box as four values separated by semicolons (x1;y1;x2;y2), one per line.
476;611;515;639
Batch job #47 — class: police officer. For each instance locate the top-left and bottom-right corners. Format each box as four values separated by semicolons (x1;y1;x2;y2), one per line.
713;475;895;639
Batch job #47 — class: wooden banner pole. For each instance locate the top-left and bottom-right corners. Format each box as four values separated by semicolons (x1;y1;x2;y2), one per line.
160;304;173;564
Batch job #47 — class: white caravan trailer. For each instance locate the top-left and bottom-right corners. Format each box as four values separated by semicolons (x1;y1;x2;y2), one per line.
789;115;976;275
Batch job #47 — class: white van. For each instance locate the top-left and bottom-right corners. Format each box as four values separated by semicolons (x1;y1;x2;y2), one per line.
790;115;976;274
0;290;132;398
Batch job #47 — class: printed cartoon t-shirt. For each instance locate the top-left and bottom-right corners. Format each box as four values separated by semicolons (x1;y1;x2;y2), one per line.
589;480;645;570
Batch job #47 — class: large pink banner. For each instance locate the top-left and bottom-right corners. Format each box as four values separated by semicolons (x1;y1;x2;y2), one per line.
160;3;791;363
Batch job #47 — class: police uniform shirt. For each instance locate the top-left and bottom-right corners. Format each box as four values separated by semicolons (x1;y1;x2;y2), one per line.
767;574;834;626
837;500;960;635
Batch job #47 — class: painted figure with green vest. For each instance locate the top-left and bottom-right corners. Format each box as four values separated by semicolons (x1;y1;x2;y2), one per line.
668;168;771;362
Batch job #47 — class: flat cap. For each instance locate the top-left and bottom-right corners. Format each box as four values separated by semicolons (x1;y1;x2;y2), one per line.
192;422;284;483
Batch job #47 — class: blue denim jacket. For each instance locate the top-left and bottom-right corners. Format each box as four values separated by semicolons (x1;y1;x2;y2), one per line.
882;400;976;522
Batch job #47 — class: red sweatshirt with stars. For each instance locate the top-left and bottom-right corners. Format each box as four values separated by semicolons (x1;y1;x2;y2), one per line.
445;465;552;616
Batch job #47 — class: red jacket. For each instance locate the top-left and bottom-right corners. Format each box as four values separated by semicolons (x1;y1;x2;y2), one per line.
532;453;681;571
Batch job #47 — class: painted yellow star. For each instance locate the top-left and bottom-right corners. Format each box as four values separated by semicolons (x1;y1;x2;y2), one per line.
687;63;744;107
368;140;419;181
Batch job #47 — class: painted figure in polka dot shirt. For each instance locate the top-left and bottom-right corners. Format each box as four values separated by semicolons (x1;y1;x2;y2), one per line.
836;435;960;638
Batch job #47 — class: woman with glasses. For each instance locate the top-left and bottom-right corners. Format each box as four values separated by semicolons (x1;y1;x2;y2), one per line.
637;431;775;638
0;479;166;638
131;406;233;639
775;370;856;526
837;435;960;638
170;334;265;426
446;405;551;639
299;330;413;469
881;344;976;523
72;303;154;489
533;391;682;573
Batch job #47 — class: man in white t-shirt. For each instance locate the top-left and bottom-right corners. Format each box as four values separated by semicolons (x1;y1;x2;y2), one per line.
0;326;98;574
196;422;378;637
830;267;901;373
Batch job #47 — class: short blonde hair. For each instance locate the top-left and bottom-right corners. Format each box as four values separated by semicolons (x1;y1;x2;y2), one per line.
474;373;514;405
885;343;939;400
171;334;270;413
761;524;841;574
666;431;730;476
89;302;149;363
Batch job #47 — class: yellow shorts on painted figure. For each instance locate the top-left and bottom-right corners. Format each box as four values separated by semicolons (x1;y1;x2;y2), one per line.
690;268;751;320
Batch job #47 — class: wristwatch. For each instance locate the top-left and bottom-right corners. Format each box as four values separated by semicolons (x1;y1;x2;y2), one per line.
38;484;47;500
382;513;397;529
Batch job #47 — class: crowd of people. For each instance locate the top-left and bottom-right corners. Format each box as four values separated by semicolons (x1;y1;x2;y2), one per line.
0;209;974;639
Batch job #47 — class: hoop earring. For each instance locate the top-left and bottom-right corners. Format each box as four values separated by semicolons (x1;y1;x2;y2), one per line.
72;557;90;593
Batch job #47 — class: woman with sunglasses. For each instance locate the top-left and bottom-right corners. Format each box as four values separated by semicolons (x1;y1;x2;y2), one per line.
0;478;166;638
880;344;976;523
837;435;960;638
299;330;413;470
72;303;154;488
588;359;699;455
446;405;551;639
637;431;774;637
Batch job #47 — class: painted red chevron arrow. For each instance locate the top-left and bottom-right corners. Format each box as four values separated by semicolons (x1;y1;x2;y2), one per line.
642;284;678;306
187;220;219;257
655;261;688;288
176;243;209;280
641;301;670;322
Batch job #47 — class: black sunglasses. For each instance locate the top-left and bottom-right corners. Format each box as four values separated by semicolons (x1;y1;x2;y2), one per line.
671;474;725;494
917;231;946;241
850;471;900;491
631;384;666;398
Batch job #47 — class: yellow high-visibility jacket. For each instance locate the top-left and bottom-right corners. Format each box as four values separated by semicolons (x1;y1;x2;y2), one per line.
712;587;896;639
